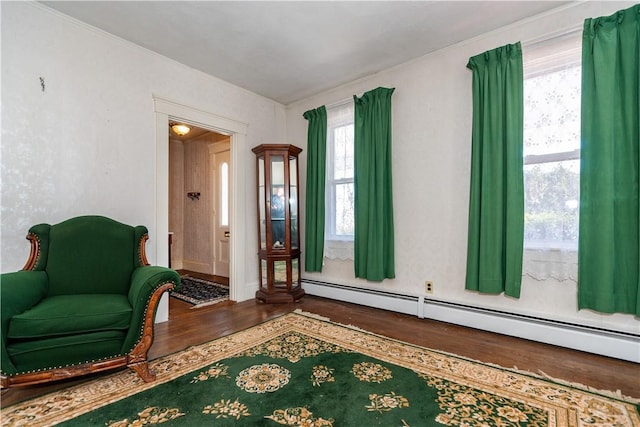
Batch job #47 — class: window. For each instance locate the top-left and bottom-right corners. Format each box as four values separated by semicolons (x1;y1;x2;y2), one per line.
220;162;229;226
522;30;581;280
523;31;581;249
324;101;355;259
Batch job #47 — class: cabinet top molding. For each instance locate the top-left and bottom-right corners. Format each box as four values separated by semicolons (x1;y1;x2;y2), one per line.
252;144;302;155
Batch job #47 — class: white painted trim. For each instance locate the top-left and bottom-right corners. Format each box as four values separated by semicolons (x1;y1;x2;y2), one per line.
228;132;253;302
154;112;171;323
154;96;250;320
302;280;640;363
182;260;212;274
303;281;422;317
154;97;248;135
424;300;640;364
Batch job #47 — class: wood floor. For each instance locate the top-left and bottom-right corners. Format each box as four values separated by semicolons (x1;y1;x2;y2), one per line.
2;276;639;408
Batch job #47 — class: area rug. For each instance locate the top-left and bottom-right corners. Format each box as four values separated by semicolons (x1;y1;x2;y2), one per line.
2;312;638;426
170;276;229;308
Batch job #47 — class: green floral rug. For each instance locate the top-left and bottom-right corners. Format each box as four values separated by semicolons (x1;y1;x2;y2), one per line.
2;312;638;426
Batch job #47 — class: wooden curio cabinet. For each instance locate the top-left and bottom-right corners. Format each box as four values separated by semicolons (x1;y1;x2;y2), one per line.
253;144;305;303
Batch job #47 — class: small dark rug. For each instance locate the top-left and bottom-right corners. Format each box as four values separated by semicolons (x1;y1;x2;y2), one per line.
171;276;229;308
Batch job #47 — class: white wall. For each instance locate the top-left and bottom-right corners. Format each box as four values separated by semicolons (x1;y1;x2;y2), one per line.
0;2;284;300
287;1;639;336
2;1;638;338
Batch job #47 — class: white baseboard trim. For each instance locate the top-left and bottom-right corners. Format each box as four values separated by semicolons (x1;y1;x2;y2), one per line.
302;279;639;363
182;260;210;274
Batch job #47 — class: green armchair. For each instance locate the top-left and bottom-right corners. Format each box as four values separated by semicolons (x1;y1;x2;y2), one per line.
0;216;180;389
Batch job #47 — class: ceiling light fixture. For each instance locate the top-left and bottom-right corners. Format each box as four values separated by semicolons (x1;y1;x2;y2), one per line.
170;123;191;136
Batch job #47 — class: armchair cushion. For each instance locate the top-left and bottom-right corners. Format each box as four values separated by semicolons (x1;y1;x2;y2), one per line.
1;271;49;376
8;295;132;339
7;331;126;374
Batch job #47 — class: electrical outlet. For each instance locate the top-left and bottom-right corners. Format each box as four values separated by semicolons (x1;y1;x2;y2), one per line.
425;281;434;294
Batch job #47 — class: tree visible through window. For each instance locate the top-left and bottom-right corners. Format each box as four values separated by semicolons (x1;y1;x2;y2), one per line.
523;31;581;251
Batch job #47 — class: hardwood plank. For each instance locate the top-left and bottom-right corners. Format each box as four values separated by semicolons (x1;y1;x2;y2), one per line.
3;293;638;408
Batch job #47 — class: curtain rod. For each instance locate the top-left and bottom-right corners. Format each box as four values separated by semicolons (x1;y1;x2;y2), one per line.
522;23;582;48
325;96;353;110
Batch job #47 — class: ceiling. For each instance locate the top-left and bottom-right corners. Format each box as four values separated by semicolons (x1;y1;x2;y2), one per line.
41;1;569;105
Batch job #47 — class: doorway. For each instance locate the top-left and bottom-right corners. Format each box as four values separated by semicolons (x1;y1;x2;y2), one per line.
169;126;231;315
154;97;249;322
168;125;230;279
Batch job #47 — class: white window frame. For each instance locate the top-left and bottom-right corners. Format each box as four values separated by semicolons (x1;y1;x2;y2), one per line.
324;101;355;260
521;29;582;281
326;125;354;241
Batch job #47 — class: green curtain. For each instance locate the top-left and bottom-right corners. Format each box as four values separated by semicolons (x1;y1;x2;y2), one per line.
465;43;524;298
353;87;395;281
303;106;327;272
579;4;640;316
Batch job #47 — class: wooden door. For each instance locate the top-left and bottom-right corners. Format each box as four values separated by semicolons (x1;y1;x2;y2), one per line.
212;144;230;277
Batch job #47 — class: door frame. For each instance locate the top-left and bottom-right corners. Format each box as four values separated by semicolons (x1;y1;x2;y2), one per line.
154;96;248;320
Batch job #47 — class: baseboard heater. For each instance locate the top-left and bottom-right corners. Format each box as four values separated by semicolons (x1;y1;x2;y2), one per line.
301;279;640;363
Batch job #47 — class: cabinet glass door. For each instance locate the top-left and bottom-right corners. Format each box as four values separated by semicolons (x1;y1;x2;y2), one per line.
270;155;285;249
258;157;266;250
290;156;298;249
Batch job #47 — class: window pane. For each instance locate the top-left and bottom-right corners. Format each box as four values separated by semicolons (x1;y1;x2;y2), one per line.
523;31;581;251
258;158;266;249
335;182;354;236
524;159;579;248
524;65;581;156
325;101;355;247
220;162;229;226
333;124;354;180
